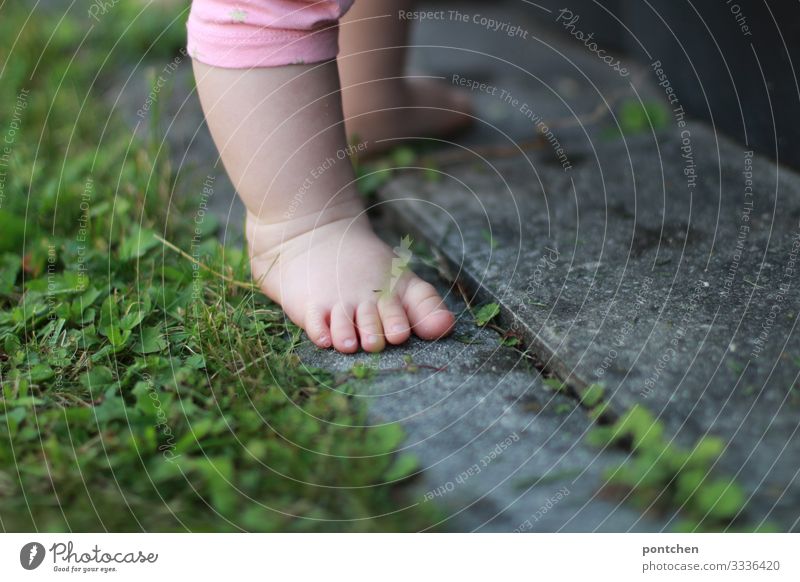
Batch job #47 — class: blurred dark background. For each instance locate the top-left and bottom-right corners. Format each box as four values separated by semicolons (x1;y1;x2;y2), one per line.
534;0;800;170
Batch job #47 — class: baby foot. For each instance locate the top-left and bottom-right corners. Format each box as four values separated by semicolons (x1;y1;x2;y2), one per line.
342;78;473;154
246;200;455;353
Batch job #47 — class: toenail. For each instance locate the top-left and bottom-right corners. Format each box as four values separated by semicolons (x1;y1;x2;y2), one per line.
319;335;330;346
367;335;380;344
390;324;407;334
343;338;356;349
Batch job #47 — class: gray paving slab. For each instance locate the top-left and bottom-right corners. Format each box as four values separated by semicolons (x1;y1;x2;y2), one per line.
379;123;800;531
297;266;663;531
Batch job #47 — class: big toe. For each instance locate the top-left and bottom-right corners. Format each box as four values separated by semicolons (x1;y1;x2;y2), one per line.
401;278;455;340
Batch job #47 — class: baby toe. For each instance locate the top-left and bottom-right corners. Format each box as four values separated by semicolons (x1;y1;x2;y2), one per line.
331;303;358;353
304;305;331;348
356;302;385;353
378;296;411;345
402;278;455;340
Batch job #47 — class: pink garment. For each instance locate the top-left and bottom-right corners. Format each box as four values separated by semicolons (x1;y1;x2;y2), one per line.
187;0;355;68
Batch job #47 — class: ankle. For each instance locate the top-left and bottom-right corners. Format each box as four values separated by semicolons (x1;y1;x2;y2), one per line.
245;195;369;257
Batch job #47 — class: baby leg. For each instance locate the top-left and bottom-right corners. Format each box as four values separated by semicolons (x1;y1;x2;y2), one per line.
339;0;473;151
189;2;455;352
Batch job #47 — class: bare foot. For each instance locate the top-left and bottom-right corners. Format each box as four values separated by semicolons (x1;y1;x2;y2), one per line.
342;77;473;153
246;198;454;353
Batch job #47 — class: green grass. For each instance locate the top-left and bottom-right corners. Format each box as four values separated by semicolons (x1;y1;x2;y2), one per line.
602;99;670;140
0;1;436;532
538;373;760;531
586;404;771;532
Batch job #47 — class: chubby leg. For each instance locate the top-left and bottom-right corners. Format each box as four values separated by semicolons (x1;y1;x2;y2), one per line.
192;59;454;352
338;0;472;151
